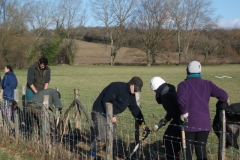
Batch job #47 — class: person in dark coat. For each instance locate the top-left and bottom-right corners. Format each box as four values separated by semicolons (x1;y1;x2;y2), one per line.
26;56;51;101
177;61;228;160
87;76;151;160
150;76;182;160
1;65;18;120
213;101;240;149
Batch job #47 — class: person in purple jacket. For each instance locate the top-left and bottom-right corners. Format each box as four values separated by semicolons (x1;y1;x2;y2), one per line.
177;61;228;160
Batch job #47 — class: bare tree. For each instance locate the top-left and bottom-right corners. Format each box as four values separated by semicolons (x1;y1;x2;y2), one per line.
134;0;170;66
53;0;87;64
0;0;31;68
89;0;137;66
168;0;217;64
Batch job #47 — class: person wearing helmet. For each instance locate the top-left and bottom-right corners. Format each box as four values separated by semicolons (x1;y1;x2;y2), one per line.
150;76;182;160
87;76;151;160
177;61;228;160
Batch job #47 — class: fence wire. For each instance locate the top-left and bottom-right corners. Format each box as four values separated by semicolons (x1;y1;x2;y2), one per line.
0;96;240;160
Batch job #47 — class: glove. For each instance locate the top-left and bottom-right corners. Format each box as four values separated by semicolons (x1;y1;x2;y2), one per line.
141;125;151;140
58;108;63;115
180;113;189;122
153;118;168;132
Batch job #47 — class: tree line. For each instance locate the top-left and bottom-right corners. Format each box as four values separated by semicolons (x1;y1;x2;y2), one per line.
0;0;239;69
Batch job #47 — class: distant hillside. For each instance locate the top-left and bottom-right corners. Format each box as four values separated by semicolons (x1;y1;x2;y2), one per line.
74;40;146;65
74;40;238;65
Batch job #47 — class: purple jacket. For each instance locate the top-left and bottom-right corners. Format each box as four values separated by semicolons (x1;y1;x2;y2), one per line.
177;78;228;132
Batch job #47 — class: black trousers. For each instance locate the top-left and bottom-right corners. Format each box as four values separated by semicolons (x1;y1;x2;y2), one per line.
163;122;182;160
185;131;209;160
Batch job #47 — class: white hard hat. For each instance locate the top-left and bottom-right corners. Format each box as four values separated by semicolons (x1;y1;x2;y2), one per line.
187;61;201;73
150;76;165;91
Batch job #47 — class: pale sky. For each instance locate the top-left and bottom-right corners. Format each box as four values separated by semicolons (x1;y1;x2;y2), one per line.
83;0;240;29
212;0;240;29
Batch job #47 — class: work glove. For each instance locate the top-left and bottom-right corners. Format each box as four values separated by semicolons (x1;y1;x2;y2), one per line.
153;118;168;132
58;108;63;115
141;125;151;140
180;113;189;122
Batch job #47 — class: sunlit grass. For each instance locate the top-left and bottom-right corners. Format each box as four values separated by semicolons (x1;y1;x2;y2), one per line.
14;64;240;111
11;64;240;159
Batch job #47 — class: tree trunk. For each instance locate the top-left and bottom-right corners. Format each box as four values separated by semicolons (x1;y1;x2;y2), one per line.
146;52;152;66
177;30;182;65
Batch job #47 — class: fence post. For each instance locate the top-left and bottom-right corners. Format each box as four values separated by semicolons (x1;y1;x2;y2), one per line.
0;89;3;127
55;88;60;126
218;110;226;160
106;102;113;159
74;89;81;131
22;84;26;110
14;89;19;140
134;92;141;158
42;95;51;153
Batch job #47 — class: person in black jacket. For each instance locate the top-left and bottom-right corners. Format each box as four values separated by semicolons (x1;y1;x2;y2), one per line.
87;76;151;160
150;76;182;160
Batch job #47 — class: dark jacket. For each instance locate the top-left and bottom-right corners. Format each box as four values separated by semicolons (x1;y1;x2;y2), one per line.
155;83;181;123
92;82;145;125
177;77;228;132
27;62;51;90
1;71;18;100
213;101;240;149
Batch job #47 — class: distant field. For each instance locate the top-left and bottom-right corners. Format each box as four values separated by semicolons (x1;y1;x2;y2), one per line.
73;40;236;65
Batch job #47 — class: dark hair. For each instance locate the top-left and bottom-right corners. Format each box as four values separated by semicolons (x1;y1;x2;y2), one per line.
6;65;13;72
128;76;143;92
39;56;48;65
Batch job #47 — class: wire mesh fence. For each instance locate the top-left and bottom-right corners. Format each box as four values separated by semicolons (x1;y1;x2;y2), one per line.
0;89;240;160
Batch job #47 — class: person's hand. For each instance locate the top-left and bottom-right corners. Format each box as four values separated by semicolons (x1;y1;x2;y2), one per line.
141;125;151;140
153;118;168;132
58;108;63;114
112;116;117;123
180;113;189;121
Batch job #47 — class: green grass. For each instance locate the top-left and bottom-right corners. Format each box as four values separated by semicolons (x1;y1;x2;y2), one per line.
5;64;240;159
14;64;240;114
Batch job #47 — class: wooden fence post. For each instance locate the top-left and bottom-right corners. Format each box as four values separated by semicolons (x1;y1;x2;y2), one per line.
218;110;226;160
22;84;26;110
134;92;141;158
74;89;81;131
42;95;51;153
14;89;19;140
106;102;113;159
55;88;60;126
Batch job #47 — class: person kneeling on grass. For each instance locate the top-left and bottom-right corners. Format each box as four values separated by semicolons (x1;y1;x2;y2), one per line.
87;76;151;160
25;88;63;138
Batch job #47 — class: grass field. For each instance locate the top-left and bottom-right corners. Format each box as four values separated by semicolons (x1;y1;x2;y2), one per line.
13;64;240;110
1;64;240;159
